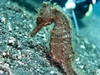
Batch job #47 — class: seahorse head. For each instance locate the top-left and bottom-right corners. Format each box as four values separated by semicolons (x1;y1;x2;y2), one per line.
30;2;54;37
36;2;54;26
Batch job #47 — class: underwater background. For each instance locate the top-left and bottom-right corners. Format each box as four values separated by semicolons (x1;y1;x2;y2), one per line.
0;0;100;75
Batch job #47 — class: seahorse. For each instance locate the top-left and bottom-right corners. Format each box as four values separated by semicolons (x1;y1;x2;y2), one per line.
30;2;77;75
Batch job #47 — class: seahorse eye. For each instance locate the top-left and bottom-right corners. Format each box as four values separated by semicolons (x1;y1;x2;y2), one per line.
37;17;43;25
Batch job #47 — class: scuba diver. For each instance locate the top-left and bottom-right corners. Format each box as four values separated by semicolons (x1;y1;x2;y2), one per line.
46;0;98;18
46;0;98;32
